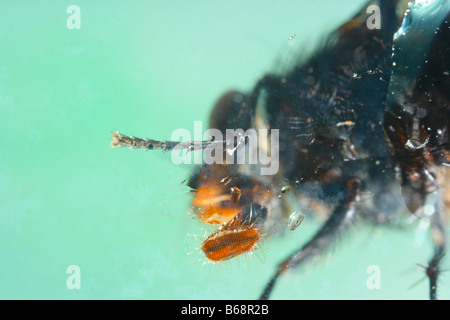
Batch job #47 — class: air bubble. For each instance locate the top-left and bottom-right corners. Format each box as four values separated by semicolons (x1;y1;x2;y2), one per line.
281;186;292;194
288;211;305;231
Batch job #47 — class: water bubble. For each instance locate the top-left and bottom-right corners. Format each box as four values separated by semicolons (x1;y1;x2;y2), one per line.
288;211;305;231
281;186;292;194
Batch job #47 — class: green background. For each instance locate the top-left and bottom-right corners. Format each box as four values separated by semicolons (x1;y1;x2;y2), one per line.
0;0;448;299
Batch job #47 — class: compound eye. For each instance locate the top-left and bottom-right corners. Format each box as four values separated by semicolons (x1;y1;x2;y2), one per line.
209;90;250;132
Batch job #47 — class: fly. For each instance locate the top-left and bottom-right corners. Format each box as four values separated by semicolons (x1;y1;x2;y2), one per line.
111;0;449;300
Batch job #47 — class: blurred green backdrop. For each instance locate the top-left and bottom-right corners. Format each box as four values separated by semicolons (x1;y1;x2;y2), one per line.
0;0;448;299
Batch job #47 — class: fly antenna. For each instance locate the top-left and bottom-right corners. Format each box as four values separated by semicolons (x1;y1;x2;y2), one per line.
111;131;227;152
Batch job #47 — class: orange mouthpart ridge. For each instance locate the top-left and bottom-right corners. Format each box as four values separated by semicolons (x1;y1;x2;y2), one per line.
200;213;263;262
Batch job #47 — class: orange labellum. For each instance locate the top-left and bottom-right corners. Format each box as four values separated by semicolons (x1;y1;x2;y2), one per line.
201;225;262;262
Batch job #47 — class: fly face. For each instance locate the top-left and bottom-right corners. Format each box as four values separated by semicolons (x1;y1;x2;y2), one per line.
112;0;449;299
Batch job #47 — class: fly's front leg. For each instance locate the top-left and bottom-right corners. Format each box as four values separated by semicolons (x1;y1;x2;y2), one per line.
259;177;360;300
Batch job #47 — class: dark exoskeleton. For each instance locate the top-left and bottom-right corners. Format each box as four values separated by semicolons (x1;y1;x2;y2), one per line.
112;0;449;299
200;0;450;299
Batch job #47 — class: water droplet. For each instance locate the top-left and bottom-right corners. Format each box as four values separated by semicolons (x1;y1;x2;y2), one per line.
230;187;242;203
288;211;304;231
281;186;292;194
220;175;233;185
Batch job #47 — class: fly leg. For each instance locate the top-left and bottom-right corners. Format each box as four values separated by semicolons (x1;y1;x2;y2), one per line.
259;177;360;300
425;189;447;300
